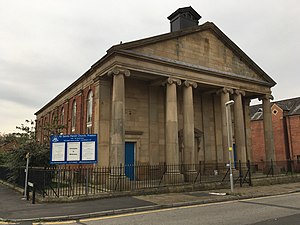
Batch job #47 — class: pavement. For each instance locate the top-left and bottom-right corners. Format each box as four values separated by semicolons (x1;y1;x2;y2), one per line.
1;182;300;223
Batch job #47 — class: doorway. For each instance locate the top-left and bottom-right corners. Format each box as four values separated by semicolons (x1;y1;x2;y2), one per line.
125;142;135;180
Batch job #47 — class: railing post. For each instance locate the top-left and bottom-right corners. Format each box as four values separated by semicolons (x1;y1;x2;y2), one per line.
271;159;274;177
32;184;36;204
26;183;29;201
239;160;242;187
85;167;89;196
247;160;252;186
289;159;293;175
43;167;46;198
57;167;60;197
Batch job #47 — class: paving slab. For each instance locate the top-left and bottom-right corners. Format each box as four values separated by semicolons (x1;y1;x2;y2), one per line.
0;184;155;221
1;182;300;222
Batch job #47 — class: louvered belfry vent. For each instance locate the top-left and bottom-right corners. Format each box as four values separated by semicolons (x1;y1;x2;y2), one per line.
168;6;201;32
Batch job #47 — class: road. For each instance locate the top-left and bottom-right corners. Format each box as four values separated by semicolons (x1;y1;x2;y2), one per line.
30;192;300;225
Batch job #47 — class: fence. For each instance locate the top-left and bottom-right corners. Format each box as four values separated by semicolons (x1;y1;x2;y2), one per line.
0;160;299;198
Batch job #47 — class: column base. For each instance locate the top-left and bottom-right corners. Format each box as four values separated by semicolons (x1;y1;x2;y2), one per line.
183;170;198;182
107;174;130;191
162;172;184;184
263;161;280;175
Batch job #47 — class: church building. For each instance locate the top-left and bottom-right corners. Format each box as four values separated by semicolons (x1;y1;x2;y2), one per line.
35;7;277;176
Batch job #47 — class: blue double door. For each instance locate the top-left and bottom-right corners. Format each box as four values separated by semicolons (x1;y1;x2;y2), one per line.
125;142;135;180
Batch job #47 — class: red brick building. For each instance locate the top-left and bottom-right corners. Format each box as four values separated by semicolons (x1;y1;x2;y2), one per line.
251;97;300;163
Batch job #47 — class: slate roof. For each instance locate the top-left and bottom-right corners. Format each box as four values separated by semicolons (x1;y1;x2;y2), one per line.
250;96;300;120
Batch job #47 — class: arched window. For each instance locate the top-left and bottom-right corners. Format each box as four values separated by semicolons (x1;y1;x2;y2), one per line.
86;91;93;134
71;100;77;133
52;112;56;125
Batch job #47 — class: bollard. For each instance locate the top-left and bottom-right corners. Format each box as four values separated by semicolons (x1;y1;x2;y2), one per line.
27;182;35;204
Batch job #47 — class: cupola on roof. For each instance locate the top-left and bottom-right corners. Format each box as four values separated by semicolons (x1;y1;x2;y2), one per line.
168;6;201;32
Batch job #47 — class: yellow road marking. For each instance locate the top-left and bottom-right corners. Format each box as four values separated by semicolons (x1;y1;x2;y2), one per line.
33;221;77;225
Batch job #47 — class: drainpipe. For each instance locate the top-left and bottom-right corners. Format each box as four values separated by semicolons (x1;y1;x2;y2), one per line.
283;116;291;160
286;116;294;160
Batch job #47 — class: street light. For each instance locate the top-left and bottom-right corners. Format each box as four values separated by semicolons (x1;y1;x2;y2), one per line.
225;100;234;193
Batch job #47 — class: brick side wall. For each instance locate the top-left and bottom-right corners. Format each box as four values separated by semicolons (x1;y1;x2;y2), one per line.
36;85;96;143
287;115;300;160
251;105;300;162
271;105;286;161
251;120;265;162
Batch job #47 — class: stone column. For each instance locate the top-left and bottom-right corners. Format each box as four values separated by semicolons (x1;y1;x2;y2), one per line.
99;79;112;167
233;90;247;163
108;68;130;167
164;78;184;183
183;80;197;181
218;87;234;164
244;98;253;162
149;86;160;165
107;68;130;191
261;94;276;162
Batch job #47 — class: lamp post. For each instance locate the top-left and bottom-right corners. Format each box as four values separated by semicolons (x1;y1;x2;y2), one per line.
225;100;234;193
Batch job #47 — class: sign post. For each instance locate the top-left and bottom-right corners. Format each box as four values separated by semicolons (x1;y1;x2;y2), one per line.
23;152;30;199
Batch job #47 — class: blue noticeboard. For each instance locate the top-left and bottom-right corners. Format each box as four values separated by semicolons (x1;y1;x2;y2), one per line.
50;134;98;164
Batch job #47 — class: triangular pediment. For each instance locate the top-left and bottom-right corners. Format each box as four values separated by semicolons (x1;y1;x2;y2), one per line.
108;22;276;86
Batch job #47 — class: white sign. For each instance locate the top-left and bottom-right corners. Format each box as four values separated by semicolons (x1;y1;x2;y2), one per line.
67;142;80;161
82;141;96;161
52;142;65;162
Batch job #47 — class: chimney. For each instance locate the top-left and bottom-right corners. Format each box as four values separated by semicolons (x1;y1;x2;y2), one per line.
168;6;201;32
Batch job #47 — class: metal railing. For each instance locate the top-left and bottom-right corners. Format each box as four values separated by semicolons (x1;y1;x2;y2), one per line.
1;160;299;198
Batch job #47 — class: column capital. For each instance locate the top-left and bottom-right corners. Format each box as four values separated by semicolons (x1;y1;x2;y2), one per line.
259;94;274;101
163;77;182;86
108;67;130;77
234;89;246;96
217;87;234;95
183;80;197;88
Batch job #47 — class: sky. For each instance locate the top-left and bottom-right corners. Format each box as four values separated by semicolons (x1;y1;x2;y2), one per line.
0;0;299;134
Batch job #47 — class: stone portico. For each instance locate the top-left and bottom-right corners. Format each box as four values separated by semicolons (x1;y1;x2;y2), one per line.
97;65;275;169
